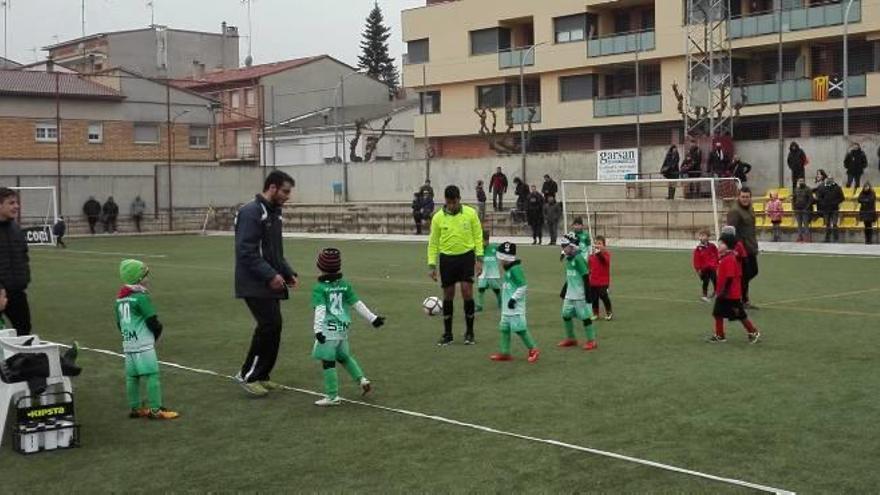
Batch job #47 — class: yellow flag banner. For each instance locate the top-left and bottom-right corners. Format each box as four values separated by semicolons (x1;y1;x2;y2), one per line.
812;76;829;102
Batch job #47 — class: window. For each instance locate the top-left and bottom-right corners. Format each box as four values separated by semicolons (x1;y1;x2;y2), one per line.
470;27;510;55
477;84;505;108
88;122;103;143
34;122;58;143
407;39;430;64
614;12;630;33
189;126;210;149
554;14;586;44
245;89;256;107
133;123;160;144
419;91;441;114
231;91;241;108
560;75;596;102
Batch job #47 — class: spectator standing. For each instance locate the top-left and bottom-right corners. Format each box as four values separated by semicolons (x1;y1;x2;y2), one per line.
489;167;508;211
83;196;101;235
543;195;562;246
421;191;435;223
730;155;752;184
419;180;434;202
102;197;119;233
661;145;680;200
708;142;730;176
131;196;147;233
792;178;814;242
686;139;703;173
843;142;868;190
726;187;759;309
815;177;844;243
541;175;558;201
512;177;528;222
52;216;67;248
411;192;424;235
765;192;784;242
0;188;32;336
857;182;877;244
787;142;808;191
526;185;544;245
475;180;487;222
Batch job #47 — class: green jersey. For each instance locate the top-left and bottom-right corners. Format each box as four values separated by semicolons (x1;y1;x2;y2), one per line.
311;276;360;341
115;286;158;353
564;255;589;300
501;262;527;317
575;230;591;264
480;243;501;280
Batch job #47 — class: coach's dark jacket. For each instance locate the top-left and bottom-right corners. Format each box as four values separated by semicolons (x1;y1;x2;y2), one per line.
0;219;30;292
726;202;758;256
234;195;296;300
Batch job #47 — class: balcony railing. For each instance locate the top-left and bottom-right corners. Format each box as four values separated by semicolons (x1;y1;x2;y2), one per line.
733;74;867;106
587;30;655;57
729;1;861;40
509;106;541;124
594;94;661;118
498;47;535;69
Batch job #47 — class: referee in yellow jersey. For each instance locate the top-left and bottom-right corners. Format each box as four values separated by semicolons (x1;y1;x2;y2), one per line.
428;185;484;345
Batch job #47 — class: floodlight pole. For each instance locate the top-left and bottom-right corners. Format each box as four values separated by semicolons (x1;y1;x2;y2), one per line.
843;0;856;143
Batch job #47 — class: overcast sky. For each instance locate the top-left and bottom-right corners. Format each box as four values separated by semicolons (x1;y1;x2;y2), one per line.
3;0;424;68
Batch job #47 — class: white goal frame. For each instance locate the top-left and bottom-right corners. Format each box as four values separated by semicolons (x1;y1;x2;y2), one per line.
11;186;60;246
561;177;742;244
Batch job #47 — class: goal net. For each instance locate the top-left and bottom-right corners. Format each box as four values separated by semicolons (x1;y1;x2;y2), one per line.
560;177;741;250
11;186;59;246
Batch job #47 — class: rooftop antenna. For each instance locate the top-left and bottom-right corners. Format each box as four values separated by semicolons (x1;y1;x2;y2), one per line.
146;0;155;26
81;0;85;37
241;0;253;66
2;0;9;62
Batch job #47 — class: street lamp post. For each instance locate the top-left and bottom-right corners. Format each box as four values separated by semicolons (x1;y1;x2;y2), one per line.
519;42;545;184
843;0;856;143
777;1;784;188
334;71;363;203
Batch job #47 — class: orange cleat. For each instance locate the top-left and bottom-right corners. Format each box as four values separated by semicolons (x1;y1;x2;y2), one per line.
556;339;578;347
148;407;180;420
527;349;540;363
489;353;513;361
583;340;598;351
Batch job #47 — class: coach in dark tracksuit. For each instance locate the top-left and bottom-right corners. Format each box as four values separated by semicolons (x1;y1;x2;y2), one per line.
234;171;298;397
727;187;759;309
0;187;32;336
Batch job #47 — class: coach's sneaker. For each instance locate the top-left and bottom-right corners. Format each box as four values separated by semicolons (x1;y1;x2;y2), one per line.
314;396;342;407
556;339;578;347
464;332;476;345
489;353;513;361
359;377;372;396
259;380;285;391
700;296;711;303
437;334;454;346
604;313;613;321
128;407;150;419
748;331;761;344
234;373;269;397
583;340;598;351
148;407;180;420
527;348;540;363
706;335;727;343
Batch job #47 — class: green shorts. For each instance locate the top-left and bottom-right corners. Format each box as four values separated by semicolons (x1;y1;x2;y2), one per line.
124;349;159;377
312;338;352;362
478;277;502;290
562;299;592;321
499;314;528;333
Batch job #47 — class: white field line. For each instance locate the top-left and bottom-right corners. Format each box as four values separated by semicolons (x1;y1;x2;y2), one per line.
51;249;169;259
761;288;880;307
70;344;795;494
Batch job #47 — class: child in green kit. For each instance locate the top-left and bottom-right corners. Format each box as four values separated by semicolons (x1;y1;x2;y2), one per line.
115;259;179;420
489;242;540;363
557;233;598;350
312;248;386;407
476;230;502;312
572;217;592;259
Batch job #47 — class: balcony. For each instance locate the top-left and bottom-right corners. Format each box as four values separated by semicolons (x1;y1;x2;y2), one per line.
594;94;661;118
729;1;861;40
733;74;867;106
587;30;655;57
509;106;541;124
499;47;535;69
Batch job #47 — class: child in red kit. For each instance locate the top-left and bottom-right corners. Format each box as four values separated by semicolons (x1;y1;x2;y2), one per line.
692;230;718;302
588;236;613;321
708;232;761;344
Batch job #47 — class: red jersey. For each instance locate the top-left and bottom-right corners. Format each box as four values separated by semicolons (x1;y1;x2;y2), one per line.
716;251;742;301
589;250;611;286
734;241;748;263
692;242;719;272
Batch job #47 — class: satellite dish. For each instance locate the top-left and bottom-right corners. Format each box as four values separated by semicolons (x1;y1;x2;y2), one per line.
244;55;253;67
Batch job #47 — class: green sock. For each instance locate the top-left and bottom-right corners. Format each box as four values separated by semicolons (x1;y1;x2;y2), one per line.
563;319;575;339
476;289;485;309
126;375;141;409
518;330;537;350
494;290;502;309
499;331;511;355
584;320;596;341
340;356;364;382
145;373;162;410
323;368;339;398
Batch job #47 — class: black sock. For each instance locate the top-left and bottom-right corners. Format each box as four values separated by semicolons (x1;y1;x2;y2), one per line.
443;299;453;336
464;299;475;334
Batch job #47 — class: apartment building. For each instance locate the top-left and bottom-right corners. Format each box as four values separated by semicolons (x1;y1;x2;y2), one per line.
402;0;880;158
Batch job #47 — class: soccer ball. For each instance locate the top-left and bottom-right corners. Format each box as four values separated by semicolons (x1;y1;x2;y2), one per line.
422;296;443;316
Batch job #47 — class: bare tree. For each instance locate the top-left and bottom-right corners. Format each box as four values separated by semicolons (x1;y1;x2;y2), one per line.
348;115;394;162
474;105;537;155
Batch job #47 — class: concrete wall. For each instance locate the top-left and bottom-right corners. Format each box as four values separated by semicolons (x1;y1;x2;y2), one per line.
109;29;239;79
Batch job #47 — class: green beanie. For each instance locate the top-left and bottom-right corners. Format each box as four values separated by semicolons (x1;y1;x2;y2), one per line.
119;259;149;285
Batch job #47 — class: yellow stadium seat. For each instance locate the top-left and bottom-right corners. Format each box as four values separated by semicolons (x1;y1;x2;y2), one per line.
844;188;859;200
841;201;858;212
840;215;859;229
781;215;796;228
753;202;764;212
782;202;793;212
776;188;791;199
755;216;768;228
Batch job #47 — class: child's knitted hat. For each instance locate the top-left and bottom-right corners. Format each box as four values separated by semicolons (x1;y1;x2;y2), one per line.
317;248;342;274
120;259;149;285
496;242;517;262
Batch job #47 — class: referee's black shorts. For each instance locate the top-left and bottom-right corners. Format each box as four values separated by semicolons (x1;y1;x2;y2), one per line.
439;251;476;288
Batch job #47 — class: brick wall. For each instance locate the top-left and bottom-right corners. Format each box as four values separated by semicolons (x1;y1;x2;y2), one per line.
0;117;215;162
434;135;494;158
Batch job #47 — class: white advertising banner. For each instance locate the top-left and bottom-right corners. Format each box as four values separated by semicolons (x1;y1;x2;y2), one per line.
597;148;639;181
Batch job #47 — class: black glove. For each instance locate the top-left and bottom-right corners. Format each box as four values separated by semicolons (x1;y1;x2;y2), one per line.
315;332;326;344
507;299;517;310
372;316;386;328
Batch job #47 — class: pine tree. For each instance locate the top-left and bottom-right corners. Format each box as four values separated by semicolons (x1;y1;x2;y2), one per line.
358;2;399;92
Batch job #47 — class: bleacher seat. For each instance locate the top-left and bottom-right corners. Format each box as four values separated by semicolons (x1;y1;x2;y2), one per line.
840;215;860;229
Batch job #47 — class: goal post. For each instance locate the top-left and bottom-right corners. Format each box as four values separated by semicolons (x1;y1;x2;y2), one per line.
560;177;741;250
10;186;59;246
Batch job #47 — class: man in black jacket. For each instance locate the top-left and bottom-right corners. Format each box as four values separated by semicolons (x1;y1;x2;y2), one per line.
541;175;558;201
844;142;868;189
102;197;119;233
489;167;508;211
234;171;298;397
0;188;32;336
83;196;101;235
816;177;845;242
787;142;808;191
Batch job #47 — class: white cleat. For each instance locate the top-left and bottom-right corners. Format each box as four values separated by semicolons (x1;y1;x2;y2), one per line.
359;377;372;397
314;396;342;407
